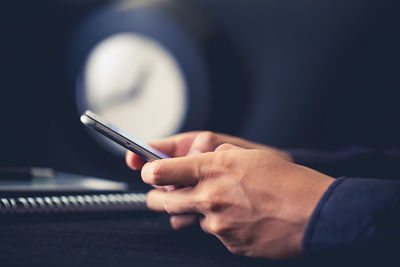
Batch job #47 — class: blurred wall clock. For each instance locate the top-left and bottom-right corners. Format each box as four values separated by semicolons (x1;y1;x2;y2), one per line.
83;32;188;144
69;0;246;155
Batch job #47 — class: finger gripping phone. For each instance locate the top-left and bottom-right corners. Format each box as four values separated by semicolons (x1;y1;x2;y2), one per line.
80;110;168;161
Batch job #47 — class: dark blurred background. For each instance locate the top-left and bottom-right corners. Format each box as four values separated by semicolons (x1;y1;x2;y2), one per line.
1;0;400;188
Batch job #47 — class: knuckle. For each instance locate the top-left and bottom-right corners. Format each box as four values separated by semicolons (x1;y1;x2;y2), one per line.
208;221;221;234
198;190;220;212
207;218;228;235
163;194;174;215
215;143;233;152
213;150;234;171
199;131;216;141
226;246;246;256
197;131;217;147
203;199;217;213
199;217;211;234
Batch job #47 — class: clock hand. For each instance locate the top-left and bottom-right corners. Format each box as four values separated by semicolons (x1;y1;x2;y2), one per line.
97;64;152;111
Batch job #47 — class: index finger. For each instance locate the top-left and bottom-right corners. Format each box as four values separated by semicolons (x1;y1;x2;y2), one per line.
126;132;201;170
147;132;201;157
141;153;212;186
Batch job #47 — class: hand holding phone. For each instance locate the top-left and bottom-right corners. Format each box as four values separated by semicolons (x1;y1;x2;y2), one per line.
80;110;169;162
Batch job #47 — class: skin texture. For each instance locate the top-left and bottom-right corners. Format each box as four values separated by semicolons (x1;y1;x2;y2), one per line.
126;131;334;259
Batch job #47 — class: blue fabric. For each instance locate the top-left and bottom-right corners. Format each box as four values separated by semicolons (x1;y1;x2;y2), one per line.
302;177;400;263
288;147;400;180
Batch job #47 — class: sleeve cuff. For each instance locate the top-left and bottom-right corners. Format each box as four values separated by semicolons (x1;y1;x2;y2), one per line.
302;177;400;261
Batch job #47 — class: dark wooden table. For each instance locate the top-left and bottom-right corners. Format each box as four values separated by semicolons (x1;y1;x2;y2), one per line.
0;212;297;266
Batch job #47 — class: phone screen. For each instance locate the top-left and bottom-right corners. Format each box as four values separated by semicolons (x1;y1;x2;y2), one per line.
80;110;169;162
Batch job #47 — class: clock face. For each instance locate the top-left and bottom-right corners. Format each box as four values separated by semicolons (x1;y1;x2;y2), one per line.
79;33;188;154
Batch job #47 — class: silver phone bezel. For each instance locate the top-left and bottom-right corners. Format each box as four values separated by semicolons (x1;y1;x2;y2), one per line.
80;111;167;162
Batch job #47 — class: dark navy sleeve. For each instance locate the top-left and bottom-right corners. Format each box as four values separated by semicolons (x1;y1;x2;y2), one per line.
302;177;400;263
287;147;400;180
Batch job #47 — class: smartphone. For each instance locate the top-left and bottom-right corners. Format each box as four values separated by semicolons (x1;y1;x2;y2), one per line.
80;110;169;161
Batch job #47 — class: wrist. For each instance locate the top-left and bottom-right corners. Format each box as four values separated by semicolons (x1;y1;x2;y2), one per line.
291;169;335;257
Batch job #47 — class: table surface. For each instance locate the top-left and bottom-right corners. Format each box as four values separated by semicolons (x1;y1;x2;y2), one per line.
0;212;299;267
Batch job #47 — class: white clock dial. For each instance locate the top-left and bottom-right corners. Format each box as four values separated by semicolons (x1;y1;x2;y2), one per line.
81;33;188;153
